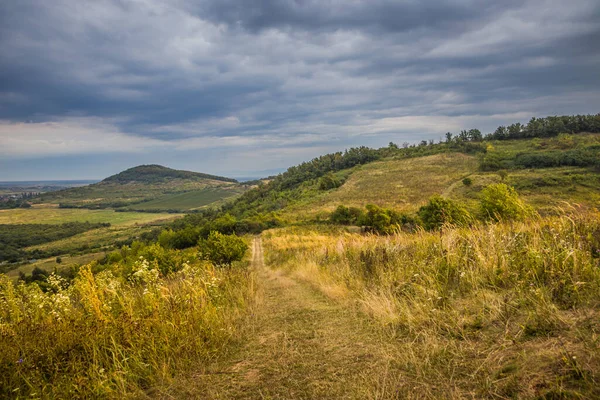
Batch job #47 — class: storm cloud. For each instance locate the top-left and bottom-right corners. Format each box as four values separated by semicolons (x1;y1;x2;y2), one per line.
1;0;599;179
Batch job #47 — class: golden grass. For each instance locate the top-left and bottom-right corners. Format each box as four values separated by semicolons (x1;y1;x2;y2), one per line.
0;204;180;226
0;246;255;398
262;214;600;398
284;153;479;220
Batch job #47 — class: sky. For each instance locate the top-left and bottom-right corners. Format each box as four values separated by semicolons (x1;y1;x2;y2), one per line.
1;0;599;180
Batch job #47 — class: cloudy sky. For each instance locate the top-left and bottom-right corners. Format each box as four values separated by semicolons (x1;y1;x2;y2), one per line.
1;0;599;180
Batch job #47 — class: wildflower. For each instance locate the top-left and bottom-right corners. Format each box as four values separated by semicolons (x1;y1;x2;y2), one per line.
16;358;23;365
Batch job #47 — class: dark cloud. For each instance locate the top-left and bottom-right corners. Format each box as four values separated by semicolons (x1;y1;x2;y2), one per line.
0;0;599;179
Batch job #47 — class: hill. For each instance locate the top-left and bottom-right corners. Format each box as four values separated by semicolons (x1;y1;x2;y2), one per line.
35;165;246;211
101;165;237;184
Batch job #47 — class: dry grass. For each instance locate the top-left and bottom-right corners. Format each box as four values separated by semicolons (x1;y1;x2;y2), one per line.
0;246;255;398
262;214;600;398
0;204;180;226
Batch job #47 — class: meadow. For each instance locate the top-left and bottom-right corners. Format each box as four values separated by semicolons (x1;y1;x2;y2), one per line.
120;187;244;212
0;241;255;398
0;204;178;226
262;213;600;398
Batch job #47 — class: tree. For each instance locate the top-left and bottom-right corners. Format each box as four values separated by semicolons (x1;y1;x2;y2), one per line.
200;231;248;267
318;172;342;190
468;129;482;141
445;132;453;143
417;195;471;230
480;183;532;221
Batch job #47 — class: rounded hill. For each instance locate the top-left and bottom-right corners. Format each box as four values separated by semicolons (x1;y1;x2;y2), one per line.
101;165;238;184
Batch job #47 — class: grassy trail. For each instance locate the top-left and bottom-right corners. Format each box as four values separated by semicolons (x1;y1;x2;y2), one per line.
171;237;405;399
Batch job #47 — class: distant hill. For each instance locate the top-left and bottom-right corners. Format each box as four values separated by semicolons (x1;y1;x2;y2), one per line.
35;165;245;211
101;165;237;184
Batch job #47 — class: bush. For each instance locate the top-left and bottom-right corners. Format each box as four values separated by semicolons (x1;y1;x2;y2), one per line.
330;205;364;225
417;195;471;230
200;231;249;267
318;172;342;190
360;204;411;234
480;183;532;221
462;177;472;186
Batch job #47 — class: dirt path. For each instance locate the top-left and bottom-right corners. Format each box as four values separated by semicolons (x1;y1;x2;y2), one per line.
169;237;402;399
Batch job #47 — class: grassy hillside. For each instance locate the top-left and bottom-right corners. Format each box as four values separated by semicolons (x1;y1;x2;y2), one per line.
35;164;244;210
119;186;245;212
255;134;599;223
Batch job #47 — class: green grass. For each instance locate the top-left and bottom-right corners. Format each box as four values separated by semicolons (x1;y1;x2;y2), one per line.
0;204;180;226
35;177;244;209
121;187;244;211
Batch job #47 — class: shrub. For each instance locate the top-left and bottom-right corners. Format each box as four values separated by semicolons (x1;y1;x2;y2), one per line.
330;205;365;225
318;172;342;190
417;195;471;230
462;177;472;186
200;231;249;267
360;204;410;234
480;183;532;221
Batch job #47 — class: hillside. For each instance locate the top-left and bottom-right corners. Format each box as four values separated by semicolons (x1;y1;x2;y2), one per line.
102;164;237;184
35;165;246;211
216;132;599;228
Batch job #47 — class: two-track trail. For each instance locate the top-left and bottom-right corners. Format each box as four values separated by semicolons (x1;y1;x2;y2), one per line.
166;237;403;399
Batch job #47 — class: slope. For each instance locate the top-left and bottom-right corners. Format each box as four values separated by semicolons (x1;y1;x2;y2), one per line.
35;165;244;210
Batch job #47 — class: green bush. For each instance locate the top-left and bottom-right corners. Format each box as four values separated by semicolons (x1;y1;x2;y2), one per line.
417;195;471;230
330;205;364;225
462;177;472;186
318;172;342;190
200;231;248;267
360;204;411;234
480;183;532;221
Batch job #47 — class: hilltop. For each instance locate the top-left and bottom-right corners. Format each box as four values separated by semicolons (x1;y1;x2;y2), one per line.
35;165;246;211
101;165;237;185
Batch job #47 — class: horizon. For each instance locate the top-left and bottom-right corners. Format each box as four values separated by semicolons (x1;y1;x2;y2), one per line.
1;1;600;180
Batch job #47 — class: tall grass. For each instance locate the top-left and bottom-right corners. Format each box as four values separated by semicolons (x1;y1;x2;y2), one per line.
0;253;254;398
263;213;600;398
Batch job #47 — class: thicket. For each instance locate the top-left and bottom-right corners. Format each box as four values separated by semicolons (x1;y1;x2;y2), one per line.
485;114;600;140
417;195;471;230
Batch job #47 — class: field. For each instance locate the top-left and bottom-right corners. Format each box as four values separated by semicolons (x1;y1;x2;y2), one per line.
4;252;106;280
0;204;178;225
258;214;600;398
120;187;244;211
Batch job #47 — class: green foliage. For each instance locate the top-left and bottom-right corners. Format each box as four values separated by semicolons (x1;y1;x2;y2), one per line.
361;204;409;234
330;205;365;225
200;231;249;267
417;195;471;230
0;222;110;264
103;164;237;184
462;177;473;186
480;183;532;221
318;172;342;190
486;114;600;140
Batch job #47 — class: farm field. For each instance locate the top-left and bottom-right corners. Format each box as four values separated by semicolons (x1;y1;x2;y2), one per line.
121;187;244;211
0;204;179;225
5;252;106;281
